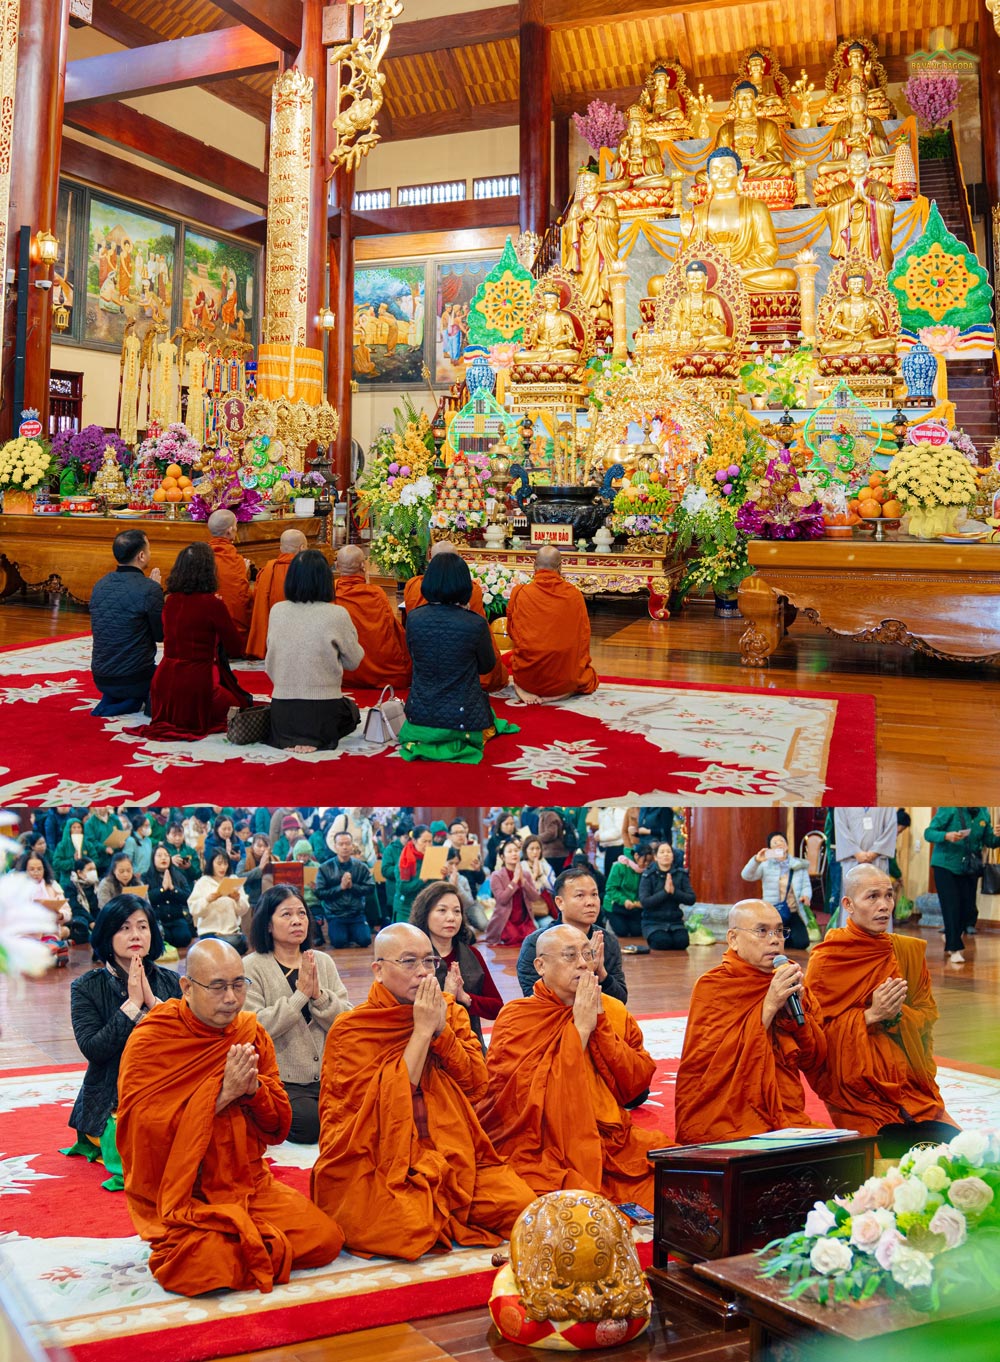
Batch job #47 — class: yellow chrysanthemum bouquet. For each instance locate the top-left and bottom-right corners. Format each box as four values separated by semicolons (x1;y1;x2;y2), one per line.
885;441;979;538
0;436;53;493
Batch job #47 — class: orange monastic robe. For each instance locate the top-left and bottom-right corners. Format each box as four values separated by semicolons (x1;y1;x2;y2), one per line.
210;536;252;656
403;573;507;692
805;920;953;1136
312;980;534;1259
245;552;294;660
481;983;666;1208
335;573;412;688
116;998;343;1295
674;949;828;1143
506;570;599;697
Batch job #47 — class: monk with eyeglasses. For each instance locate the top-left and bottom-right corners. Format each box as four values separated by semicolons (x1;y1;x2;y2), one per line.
311;923;534;1258
481;923;666;1209
116;939;343;1295
674;899;828;1143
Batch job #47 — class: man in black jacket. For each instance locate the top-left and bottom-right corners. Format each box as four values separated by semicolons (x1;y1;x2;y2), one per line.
516;864;627;1002
314;832;374;948
90;530;164;716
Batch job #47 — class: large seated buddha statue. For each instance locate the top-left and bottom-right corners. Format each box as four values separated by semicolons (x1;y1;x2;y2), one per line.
681;148;798;293
819;271;897;355
511;281;588;385
820;37;896;125
698;82;795;210
815;83;894;204
736;48;792;128
816;256;901;389
639;59;692;141
603;103;675;217
665;261;732;352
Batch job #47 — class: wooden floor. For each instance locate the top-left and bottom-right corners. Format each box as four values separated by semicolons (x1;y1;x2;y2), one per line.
1;589;998;804
3;927;998;1362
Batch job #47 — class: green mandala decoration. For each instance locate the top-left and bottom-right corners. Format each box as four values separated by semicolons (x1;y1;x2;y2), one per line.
467;237;535;346
887;201;993;331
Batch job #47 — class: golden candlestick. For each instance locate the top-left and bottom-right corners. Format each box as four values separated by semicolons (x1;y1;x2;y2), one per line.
609;260;629;361
670;170;685;217
792;159;809;207
793;249;820;341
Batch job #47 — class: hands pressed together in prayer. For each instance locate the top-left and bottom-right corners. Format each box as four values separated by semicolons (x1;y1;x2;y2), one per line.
444;961;471;1007
864;976;908;1028
412;974;448;1040
340;871;353;890
573;968;602;1047
295;950;322;1001
217;1043;259;1112
591;928;607;982
762;959;804;1029
125;954;158;1012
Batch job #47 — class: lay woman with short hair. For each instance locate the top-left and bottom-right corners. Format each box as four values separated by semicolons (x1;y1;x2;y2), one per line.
409;880;503;1051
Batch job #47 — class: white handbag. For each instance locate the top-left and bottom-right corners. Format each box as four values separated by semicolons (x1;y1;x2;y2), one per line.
362;684;407;744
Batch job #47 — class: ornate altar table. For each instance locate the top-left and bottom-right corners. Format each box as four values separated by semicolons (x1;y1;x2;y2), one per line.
458;545;685;619
0;515;324;606
737;539;1000;666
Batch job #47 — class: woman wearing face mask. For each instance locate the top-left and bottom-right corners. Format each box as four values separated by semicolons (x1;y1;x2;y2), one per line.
147;844;195;948
53;818;87;881
409;881;502;1051
63;897;182;1188
639;842;697;951
741;831;812;951
67;858;100;944
127;817;155;879
97;853;146;910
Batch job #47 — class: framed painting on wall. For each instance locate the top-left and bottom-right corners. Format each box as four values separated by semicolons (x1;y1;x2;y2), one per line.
181;227;259;344
352;261;428;387
51;181;87;345
431;256;499;386
83;193;178;350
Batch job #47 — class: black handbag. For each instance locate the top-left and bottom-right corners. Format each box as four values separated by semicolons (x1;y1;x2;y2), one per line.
982;858;1000;896
227;703;271;745
961;844;984;878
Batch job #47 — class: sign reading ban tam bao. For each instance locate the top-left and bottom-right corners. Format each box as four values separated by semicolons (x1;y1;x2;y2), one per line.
907;422;950;446
18;419;42;438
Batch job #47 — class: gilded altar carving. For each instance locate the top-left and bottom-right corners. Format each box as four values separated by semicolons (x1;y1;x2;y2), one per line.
328;0;402;172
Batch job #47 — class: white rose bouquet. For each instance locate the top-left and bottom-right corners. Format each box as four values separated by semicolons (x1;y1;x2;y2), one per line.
0;435;53;491
757;1129;1000;1311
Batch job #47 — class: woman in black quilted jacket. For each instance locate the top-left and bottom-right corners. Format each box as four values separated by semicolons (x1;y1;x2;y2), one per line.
400;552;517;763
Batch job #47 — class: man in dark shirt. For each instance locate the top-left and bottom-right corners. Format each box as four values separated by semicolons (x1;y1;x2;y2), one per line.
516;865;627;1003
315;831;375;948
89;530;163;716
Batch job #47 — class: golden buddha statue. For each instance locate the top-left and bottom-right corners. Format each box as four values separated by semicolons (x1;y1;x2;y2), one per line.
739;49;792;127
825;148;896;275
818;83;893;177
605;104;673;192
92;445;129;506
561;170;621;323
820;37;896;125
640;60;692;141
681;148;798;292
514;287;583;365
819;270;897;354
708;82;793;183
666;261;732;351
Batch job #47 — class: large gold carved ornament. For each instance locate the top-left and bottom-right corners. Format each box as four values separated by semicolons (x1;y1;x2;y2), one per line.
987;0;1000;37
328;0;403;173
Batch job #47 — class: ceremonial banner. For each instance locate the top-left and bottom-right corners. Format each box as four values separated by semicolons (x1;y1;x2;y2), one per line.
264;70;313;348
0;0;19;399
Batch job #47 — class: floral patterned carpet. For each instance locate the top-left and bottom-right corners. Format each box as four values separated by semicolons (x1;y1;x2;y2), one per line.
2;1016;997;1362
0;636;875;806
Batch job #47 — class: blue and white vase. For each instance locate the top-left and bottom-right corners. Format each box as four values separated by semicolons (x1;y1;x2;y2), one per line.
463;348;495;397
902;341;937;401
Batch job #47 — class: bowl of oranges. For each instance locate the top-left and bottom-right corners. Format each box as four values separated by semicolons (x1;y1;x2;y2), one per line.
151;464;195;513
848;469;902;529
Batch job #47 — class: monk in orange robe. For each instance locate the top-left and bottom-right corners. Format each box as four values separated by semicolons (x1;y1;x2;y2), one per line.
805;864;959;1157
245;528;307;660
116;940;343;1295
207;508;252;656
312;924;534;1259
675;900;828;1143
481;924;667;1209
506;547;598;703
334;544;411;688
404;540;506;692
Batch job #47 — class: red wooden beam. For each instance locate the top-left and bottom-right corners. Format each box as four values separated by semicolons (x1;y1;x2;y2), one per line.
64;101;269;207
211;0;303;53
61;137;265;236
65;28;280;105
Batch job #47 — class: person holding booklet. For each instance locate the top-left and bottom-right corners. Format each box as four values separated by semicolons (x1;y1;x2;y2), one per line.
188;850;251;954
96;853;147;910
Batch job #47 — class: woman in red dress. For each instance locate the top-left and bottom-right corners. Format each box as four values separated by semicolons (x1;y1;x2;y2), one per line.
147;542;248;740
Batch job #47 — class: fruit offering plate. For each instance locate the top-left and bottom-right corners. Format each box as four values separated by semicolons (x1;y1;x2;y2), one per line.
109;507;148;518
939;529;989;543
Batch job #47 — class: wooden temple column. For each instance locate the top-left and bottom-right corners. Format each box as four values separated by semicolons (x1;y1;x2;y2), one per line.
980;5;1000;281
329;166;355;494
553;111;571;214
518;0;551;239
1;0;71;439
685;810;779;905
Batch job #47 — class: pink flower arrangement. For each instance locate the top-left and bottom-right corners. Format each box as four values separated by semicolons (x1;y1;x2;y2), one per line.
572;99;626;153
902;73;959;130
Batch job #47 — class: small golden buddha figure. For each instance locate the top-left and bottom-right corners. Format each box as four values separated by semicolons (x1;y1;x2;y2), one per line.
666;261;732;351
605;104;673;191
708;82;793;183
514;288;583;365
682;148;798;293
92;445;130;505
819;270;897;354
561;171;621;323
825;148;896;275
742;50;792;126
818;83;893;177
640;61;692;141
821;38;896;125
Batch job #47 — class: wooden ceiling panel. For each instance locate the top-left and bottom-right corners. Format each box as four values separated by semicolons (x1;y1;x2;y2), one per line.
383;52;460;119
552;13;690;96
451;38;519;106
683;1;832;77
107;0;229;38
834;0;978;57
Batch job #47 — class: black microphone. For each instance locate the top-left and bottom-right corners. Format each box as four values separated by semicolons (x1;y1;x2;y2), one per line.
772;953;805;1026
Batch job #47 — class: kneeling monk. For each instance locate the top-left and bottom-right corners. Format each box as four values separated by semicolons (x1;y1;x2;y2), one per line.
334;545;411;689
506;547;599;704
245;528;307;659
311;924;534;1258
117;939;344;1295
674;900;827;1143
481;924;666;1209
207;509;252;656
404;541;506;692
805;864;960;1157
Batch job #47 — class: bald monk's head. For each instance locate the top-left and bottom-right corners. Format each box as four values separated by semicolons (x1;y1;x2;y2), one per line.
842;864;895;936
534;545;562;574
180;938;248;1028
372;923;435;1004
533;923;594;1006
429;539;457;558
280;527;308;555
335;544;366;575
726;899;787;972
207;508;238;542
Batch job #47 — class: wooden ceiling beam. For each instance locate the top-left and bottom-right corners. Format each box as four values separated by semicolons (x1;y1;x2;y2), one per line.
387;5;518;58
437;49;472;115
61;136;265;236
66;28;280;105
64;101;268;207
211;0;303;53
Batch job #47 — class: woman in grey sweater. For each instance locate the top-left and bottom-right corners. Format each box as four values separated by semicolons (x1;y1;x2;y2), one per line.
243;884;351;1142
264;549;364;753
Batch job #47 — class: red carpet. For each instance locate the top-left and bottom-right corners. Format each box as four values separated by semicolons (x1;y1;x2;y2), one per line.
0;636;875;805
